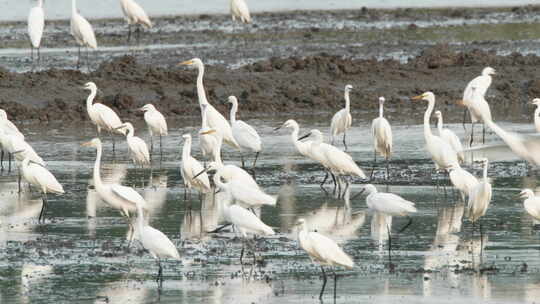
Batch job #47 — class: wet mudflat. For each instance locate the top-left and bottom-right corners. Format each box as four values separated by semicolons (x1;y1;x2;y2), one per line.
0;115;539;303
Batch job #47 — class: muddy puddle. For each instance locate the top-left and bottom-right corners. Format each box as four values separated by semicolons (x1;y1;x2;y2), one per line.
0;115;539;303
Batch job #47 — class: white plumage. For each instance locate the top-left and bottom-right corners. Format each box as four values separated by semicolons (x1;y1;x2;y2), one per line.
0;109;24;139
371;96;393;159
448;164;479;202
82;138;147;217
230;0;251;24
228;96;262;166
519;189;540;220
203;159;259;190
462;67;495;124
179;58;239;149
117;122;150;167
277;119;311;158
223;204;274;237
199;104;222;162
467;158;492;222
435;111;465;163
330;84;353;148
213;167;276;208
364;184;417;216
119;0;152;28
70;0;97;49
84;82;125;137
28;0;44;49
141;104;167;154
181;134;211;194
412;92;459;170
531;98;540;133
5;133;44;166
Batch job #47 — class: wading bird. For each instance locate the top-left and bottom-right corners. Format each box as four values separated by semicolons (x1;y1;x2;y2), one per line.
448;164;479;202
70;0;97;69
181;134;211;197
15;153;64;223
119;0;152;44
0;110;25;171
435;111;464;163
295;218;354;300
461;67;495;145
411;92;459;171
468;158;492;223
116;122;150;167
195;154;259;190
178;58;239;149
84;82;126;152
140;104;167;156
133;198;180;288
371;96;393;178
228;96;262;168
0;131;44;192
82;138;147;218
519;189;540;220
530;98;540;132
27;0;45;67
330;84;353;150
199;104;222;162
230;0;251;23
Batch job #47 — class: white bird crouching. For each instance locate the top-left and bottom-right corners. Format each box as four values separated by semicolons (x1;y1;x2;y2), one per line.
519;189;540;220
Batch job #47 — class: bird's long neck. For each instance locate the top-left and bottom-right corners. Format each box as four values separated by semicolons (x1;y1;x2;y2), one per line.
136;203;145;232
37;0;43;7
196;64;208;106
230;101;238;124
21;158;30;171
378;101;384;118
126;127;133;138
436;116;443;134
344;90;351;111
201;108;209;129
482;161;488;179
214;144;223;166
182;138;191;160
213;169;227;190
423;99;435;139
290;125;302;151
93;144;103;188
535;106;540;125
86;88;97;110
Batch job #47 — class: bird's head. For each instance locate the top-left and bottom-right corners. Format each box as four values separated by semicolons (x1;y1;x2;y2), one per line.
274;119;298;131
482;67;496;76
0;109;7;120
182;134;191;141
81;138;102;148
298;129;323;142
474;157;489;165
344;84;353;92
378;96;385;104
178;58;203;68
363;184;377;194
294;218;306;227
519;188;534;199
83;82;97;91
139;104;155;112
529;98;540;107
114;123;132;135
227;96;238;104
411;91;435;102
434;110;442;119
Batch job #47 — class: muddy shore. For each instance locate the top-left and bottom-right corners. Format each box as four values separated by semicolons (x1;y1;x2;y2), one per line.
0;45;539;124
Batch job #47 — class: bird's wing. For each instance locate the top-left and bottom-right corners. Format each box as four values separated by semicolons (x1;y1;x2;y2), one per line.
94;104;123;131
462;133;540;165
232;0;251;23
230;182;276;206
463;75;490;101
71;14;97;49
140;226;180;259
28;7;45;48
126;1;152;27
233;121;261;151
129;137;150;162
111;184;145;206
308;232;354;268
330;109;346;134
228;205;274;235
28;164;64;194
370;193;416;214
2;120;24;139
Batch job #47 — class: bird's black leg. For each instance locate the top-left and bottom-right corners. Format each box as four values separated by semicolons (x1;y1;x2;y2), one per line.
160;135;163;161
469;122;475;147
39;193;48;223
18;170;22;193
37;47;40;66
127;24;131;43
342;132;347;151
462;108;467;130
8;152;12;173
150;135;154;155
77;46;81;69
398;216;413;233
482;124;486;144
320;171;329;189
241;154;245;169
370;150;377;180
156;258;163;289
1;149;4;171
136;25;141;45
252;152;259;169
385;156;390;181
319;266;327;300
240;239;245;267
387;223;393;271
333;269;338;302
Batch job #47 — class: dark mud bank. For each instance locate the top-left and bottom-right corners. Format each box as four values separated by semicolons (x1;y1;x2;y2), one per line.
1;44;539;124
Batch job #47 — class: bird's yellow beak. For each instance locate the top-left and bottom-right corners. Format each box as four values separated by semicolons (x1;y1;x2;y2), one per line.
81;141;92;147
178;60;193;66
411;94;425;101
200;129;216;135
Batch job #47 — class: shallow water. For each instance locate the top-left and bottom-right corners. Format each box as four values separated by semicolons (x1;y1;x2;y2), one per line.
0;114;539;303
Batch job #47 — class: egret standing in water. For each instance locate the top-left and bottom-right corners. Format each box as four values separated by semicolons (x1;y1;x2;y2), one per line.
461;67;495;145
27;0;45;68
468;158;492;223
70;0;97;70
435;111;465;163
140;104;167;157
530;98;540;132
178;58;239;149
371;96;393;179
84;82;126;152
115;122;150;168
228;96;262;168
15;153;64;223
330;84;353;150
199;104;222;162
181;134;211;198
230;0;251;24
119;0;152;44
448;164;478;202
0;109;25;171
519;189;540;220
411;92;459;171
295;218;354;300
133;198;180;288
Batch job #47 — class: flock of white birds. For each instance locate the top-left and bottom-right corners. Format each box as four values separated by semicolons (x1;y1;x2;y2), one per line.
12;0;540;299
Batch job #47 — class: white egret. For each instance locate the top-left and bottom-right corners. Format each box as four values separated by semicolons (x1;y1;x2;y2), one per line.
447;164;479;202
228;96;262;168
27;0;45;67
116;122;150;167
411;92;459;170
178;58;239;149
133;198;180;287
70;0;97;69
330;84;353;150
119;0;152;44
84;82;126;152
210;166;276;209
371;96;393;178
15;154;64;223
230;0;251;24
199;104;222;162
295;218;354;300
435;110;465;163
519;189;540;220
140;104;167;156
82;138;147;218
196;156;259;190
181;134;211;197
0;110;25;171
468;158;492;223
0;109;24;139
461;67;495;145
530;98;540;132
